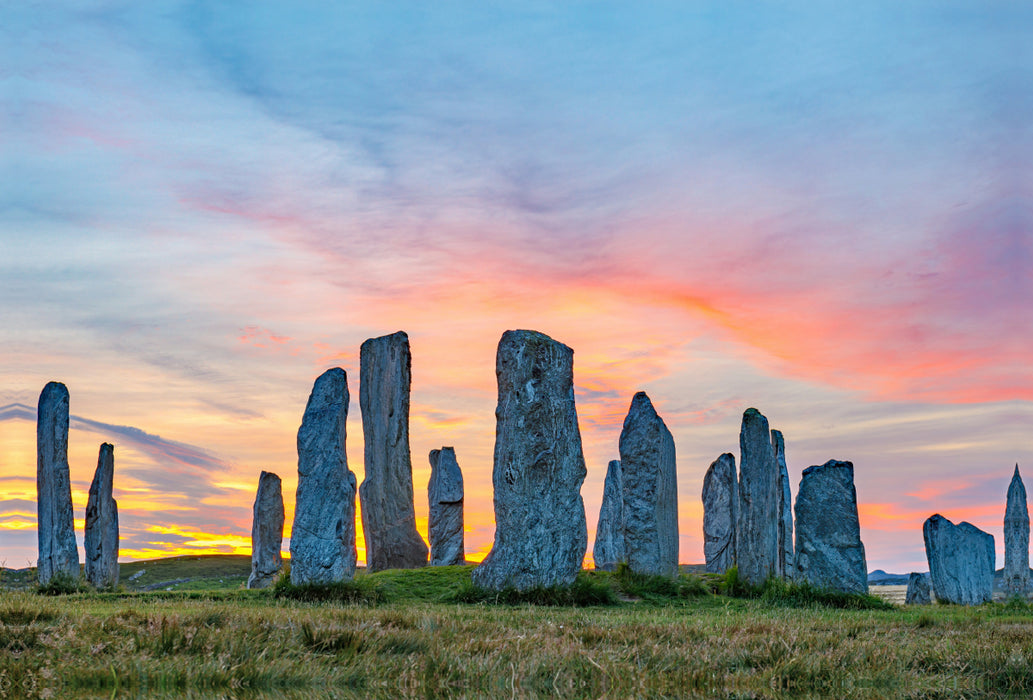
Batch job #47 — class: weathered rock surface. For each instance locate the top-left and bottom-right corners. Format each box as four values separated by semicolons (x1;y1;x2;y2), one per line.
472;330;588;590
248;471;284;589
793;460;868;593
1004;465;1030;595
923;514;994;605
428;447;465;566
359;331;428;572
905;572;932;605
36;382;79;585
703;453;737;573
771;430;794;579
593;460;624;571
736;408;779;587
290;368;357;584
84;443;119;588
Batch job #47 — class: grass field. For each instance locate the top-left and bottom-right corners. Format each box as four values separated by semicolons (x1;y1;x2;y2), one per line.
2;558;1033;698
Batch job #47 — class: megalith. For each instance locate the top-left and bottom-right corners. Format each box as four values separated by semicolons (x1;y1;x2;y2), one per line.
290;368;357;584
771;430;794;579
84;443;119;588
36;381;79;585
793;460;868;594
428;447;465;566
905;572;932;605
923;514;994;605
359;331;428;571
248;471;284;589
472;330;588;590
702;453;737;573
593;459;624;571
1004;465;1030;595
736;408;779;587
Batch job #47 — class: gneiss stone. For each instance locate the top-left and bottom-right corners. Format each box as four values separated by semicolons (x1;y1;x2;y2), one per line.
905;572;931;605
36;381;79;585
1004;464;1030;595
771;430;794;579
702;453;737;574
359;331;428;571
923;514;994;606
736;408;779;587
248;471;284;589
84;443;119;589
428;447;465;566
593;459;624;572
793;460;868;594
472;330;588;590
290;368;357;584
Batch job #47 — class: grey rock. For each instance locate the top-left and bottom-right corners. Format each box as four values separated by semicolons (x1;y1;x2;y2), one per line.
793;460;868;594
290;368;357;584
593;460;625;571
736;408;779;587
84;443;119;588
771;430;794;579
472;330;588;590
248;471;284;589
359;331;428;571
428;447;465;566
36;382;79;585
702;453;737;574
923;514;994;605
905;572;932;605
1004;465;1030;595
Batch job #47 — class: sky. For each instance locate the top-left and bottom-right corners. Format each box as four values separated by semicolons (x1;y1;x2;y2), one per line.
1;1;1030;573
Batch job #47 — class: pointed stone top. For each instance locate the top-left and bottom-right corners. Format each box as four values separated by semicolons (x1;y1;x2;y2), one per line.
1016;464;1022;478
630;391;655;411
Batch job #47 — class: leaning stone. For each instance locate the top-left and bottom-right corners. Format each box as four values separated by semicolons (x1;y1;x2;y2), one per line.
248;471;284;589
593;460;625;571
736;408;779;587
84;443;119;588
1004;465;1030;595
359;331;428;571
290;368;357;584
923;514;994;605
702;453;737;574
428;447;465;566
905;572;932;605
793;460;868;594
472;330;588;590
771;430;794;579
36;381;79;585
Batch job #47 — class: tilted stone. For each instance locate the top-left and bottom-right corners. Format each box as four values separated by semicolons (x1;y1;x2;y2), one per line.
428;447;465;566
702;453;737;574
771;430;794;579
36;381;79;585
593;459;624;572
1004;464;1030;595
248;471;284;589
923;514;994;605
472;330;588;590
84;443;119;588
905;572;931;605
736;408;779;587
359;331;428;571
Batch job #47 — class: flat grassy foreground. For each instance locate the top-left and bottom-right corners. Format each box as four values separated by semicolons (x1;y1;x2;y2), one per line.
3;565;1033;699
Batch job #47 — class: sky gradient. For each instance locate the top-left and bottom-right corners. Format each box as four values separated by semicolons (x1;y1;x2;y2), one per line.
2;2;1030;573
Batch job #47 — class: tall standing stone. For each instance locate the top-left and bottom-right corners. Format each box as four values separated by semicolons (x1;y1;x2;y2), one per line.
84;443;119;588
905;572;932;605
702;453;737;574
771;430;794;579
923;514;994;605
593;460;625;571
359;331;428;571
428;447;465;566
248;471;284;589
736;408;779;587
290;368;357;584
793;460;868;594
472;330;588;590
1004;464;1030;595
620;392;679;577
36;381;79;585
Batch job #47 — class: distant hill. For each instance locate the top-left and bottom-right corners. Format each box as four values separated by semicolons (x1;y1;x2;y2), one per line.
867;569;913;585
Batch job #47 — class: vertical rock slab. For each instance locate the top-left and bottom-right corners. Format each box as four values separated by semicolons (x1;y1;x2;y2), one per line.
736;408;778;587
620;392;679;577
428;447;465;566
36;381;79;585
702;453;737;574
771;430;794;579
793;460;868;594
248;471;284;589
472;330;588;590
84;443;119;588
359;331;428;571
1004;464;1030;595
290;368;357;584
923;514;994;605
593;459;624;571
905;572;932;605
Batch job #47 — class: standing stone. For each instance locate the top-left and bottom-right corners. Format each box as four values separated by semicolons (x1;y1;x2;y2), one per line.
290;368;357;584
923;514;994;605
620;392;679;577
702;453;737;574
359;331;428;571
905;572;932;605
248;471;284;589
84;443;119;588
793;460;868;594
36;381;79;585
472;330;588;590
428;447;465;566
736;408;779;587
593;460;624;572
1004;464;1030;595
771;430;794;579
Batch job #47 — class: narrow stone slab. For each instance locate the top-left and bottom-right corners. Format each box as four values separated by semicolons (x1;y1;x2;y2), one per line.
736;408;779;587
593;459;624;572
771;430;794;579
923;514;994;605
248;471;285;589
905;572;932;605
1004;464;1030;595
84;443;119;589
36;381;79;585
702;453;737;574
428;447;465;566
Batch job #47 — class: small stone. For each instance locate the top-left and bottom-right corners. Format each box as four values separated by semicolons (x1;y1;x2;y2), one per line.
702;453;737;574
248;471;284;589
84;443;119;588
771;430;794;579
905;572;931;605
428;447;465;566
1004;465;1030;595
736;408;779;587
923;514;994;605
593;460;624;572
36;382;79;585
